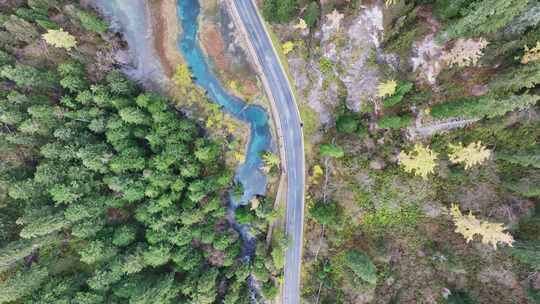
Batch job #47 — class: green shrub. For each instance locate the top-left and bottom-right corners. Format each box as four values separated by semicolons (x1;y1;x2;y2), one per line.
336;114;360;134
527;288;540;303
77;10;108;33
319;57;334;75
511;241;540;271
445;290;477;304
377;114;412;129
344;250;377;285
383;82;413;108
309;201;340;226
235;205;255;225
517;216;540;241
319;144;344;158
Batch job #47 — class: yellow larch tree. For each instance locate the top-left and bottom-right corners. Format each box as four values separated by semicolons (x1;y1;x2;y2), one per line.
448;141;491;170
250;197;260;210
261;151;280;173
42;29;77;50
377;80;398;98
521;41;540;64
310;165;324;185
450;204;514;249
398;144;438;179
294;19;307;31
282;41;295;55
442;38;489;67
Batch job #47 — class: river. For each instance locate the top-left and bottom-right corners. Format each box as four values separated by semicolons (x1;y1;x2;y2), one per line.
91;0;272;299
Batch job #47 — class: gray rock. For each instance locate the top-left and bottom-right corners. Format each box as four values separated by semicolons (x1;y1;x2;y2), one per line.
369;159;385;170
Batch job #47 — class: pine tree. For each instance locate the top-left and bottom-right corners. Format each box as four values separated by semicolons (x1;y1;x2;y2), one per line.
3;15;39;43
18;209;69;239
344;250;377;285
497;151;540;168
511;241;540;270
0;235;57;270
444;0;529;39
489;62;540;94
0;64;56;89
0;265;48;303
431;94;540;119
304;2;319;28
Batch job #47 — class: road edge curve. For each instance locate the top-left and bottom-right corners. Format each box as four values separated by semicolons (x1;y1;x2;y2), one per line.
224;1;306;303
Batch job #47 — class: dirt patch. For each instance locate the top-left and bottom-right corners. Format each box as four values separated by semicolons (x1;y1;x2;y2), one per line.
148;0;184;77
200;23;230;72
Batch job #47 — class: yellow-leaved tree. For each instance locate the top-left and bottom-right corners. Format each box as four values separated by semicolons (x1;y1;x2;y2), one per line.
250;197;260;210
282;41;295;55
521;41;540;64
310;165;323;184
294;19;307;31
442;38;489;67
385;0;398;7
448;141;491;170
42;29;77;50
261;151;280;173
377;80;397;98
450;204;514;249
398;144;438;179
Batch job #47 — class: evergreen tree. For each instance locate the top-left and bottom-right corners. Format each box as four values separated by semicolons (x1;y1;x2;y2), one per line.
444;0;529;39
431;94;540;119
0;265;48;303
489;62;540;94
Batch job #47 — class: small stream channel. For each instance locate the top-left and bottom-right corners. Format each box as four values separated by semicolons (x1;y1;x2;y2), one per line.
92;0;272;301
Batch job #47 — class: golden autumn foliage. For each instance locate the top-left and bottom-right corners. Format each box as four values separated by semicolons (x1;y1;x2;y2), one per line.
377;80;398;98
262;152;280;173
521;42;540;64
450;204;514;249
173;64;193;88
294;19;307;31
448;141;491;170
442;38;488;67
385;0;398;7
282;41;295;55
250;197;260;210
310;165;324;184
42;29;77;50
398;144;438;179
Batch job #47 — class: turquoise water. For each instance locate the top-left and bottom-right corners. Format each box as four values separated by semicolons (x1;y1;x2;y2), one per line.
92;0;272;205
177;5;270;295
93;0;269;297
177;0;272;205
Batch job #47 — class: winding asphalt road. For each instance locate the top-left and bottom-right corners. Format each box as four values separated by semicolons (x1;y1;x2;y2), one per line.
230;1;305;303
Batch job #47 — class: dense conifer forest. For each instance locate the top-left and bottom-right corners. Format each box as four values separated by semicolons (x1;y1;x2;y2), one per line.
0;1;283;303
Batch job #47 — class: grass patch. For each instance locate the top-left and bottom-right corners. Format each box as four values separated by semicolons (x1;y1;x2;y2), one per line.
298;103;319;155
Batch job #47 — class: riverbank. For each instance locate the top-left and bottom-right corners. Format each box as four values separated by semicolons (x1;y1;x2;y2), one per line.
148;0;184;77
